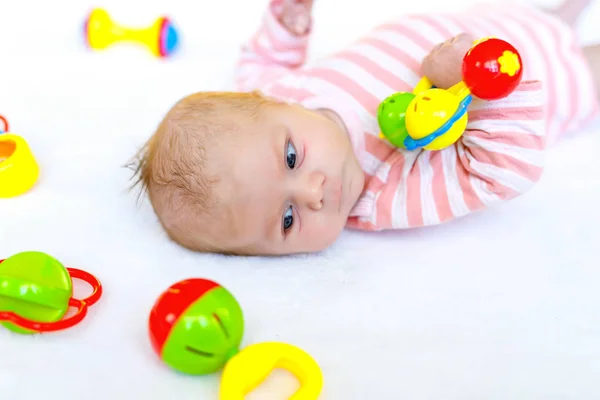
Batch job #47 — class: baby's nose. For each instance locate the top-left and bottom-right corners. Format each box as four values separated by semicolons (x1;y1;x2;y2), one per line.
298;171;325;210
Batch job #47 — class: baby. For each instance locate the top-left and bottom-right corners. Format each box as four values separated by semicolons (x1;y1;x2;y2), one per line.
129;0;600;255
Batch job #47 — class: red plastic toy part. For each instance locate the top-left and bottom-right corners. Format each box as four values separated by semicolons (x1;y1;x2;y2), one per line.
0;259;103;333
149;278;220;354
0;115;8;133
462;38;523;100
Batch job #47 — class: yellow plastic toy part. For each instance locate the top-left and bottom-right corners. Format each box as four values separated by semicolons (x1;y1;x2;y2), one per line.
0;133;40;198
219;342;323;400
412;76;434;95
85;8;176;58
403;78;473;151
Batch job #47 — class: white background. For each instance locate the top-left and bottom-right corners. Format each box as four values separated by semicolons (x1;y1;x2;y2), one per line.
1;0;600;399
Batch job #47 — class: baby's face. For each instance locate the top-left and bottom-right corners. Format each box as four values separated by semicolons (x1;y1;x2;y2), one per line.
213;102;364;255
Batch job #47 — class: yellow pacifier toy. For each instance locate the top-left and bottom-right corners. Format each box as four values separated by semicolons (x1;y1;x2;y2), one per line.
377;37;523;151
220;342;323;400
0;117;40;198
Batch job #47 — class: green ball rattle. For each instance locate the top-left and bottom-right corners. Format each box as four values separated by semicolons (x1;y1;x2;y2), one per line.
0;251;103;334
376;92;416;149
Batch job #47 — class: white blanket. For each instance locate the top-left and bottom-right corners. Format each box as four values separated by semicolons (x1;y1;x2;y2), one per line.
1;0;600;398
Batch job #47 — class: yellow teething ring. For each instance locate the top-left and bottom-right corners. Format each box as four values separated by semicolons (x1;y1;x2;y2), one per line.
219;342;323;400
0;134;39;198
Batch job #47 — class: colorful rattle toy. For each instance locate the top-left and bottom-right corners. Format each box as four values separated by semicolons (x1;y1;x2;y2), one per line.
148;278;244;375
377;37;523;151
84;8;179;58
148;278;323;399
0;251;103;334
0;117;40;198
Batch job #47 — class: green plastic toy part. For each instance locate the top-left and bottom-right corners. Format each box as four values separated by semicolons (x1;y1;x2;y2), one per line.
376;91;416;149
0;251;103;334
0;251;72;334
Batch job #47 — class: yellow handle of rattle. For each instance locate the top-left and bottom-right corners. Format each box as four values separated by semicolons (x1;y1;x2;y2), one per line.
447;81;471;101
114;25;156;47
413;77;472;101
219;342;323;400
413;76;433;95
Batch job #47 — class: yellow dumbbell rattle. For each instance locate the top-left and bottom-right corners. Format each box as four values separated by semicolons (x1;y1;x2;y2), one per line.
84;8;180;58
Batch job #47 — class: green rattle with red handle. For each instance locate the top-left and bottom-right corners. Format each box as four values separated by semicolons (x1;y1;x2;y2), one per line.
0;251;102;334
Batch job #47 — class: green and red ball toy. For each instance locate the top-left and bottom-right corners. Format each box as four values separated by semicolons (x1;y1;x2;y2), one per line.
148;278;245;375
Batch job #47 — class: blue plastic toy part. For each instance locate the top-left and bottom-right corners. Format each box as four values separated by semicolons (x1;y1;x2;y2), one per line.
403;95;473;151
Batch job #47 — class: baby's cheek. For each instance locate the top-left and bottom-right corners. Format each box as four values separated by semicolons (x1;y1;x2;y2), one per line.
307;135;336;165
302;212;345;249
325;128;353;158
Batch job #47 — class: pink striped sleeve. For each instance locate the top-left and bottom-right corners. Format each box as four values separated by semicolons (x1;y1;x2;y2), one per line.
234;0;311;92
348;80;546;231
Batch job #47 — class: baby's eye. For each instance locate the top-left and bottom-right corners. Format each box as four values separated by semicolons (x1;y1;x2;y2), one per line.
286;140;297;169
282;206;294;232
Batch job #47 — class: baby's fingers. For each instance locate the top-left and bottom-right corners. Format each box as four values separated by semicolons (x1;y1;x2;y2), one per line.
449;32;476;53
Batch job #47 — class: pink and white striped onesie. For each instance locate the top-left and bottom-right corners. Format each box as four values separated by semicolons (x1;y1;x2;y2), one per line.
234;1;599;231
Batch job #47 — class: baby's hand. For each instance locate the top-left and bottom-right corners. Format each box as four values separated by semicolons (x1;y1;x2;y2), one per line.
277;0;314;36
422;33;475;89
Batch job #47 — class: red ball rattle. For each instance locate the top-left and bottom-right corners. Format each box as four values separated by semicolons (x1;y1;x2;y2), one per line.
0;251;103;334
462;37;523;100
